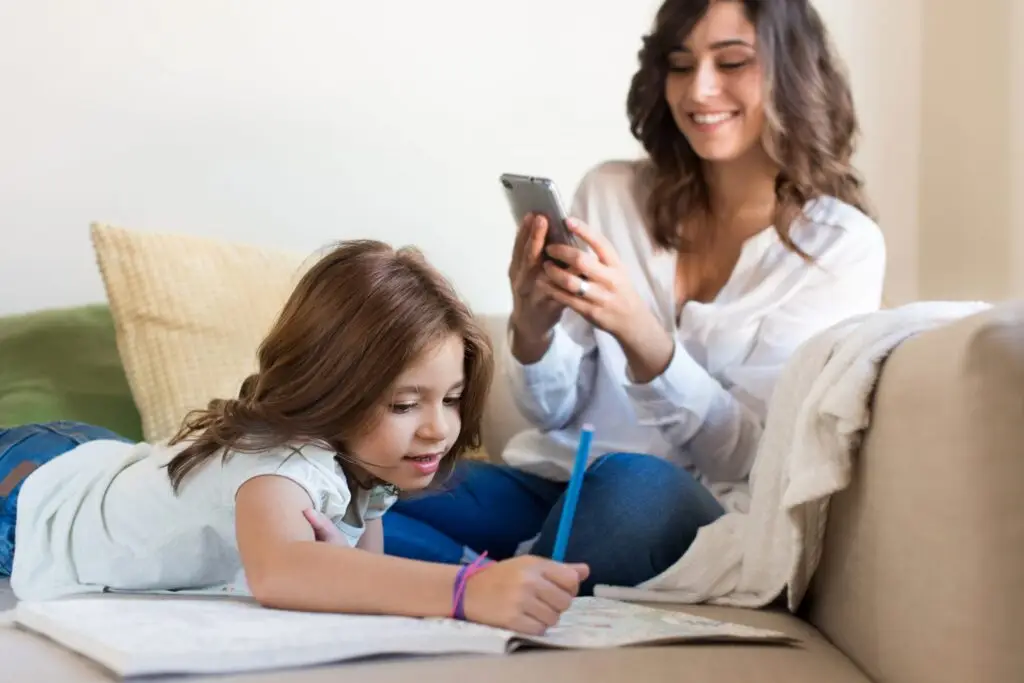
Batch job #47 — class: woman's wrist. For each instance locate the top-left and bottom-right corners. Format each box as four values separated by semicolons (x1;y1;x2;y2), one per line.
509;315;554;365
617;313;675;384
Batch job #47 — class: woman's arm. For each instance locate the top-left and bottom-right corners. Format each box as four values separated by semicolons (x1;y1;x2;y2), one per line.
504;311;599;431
620;227;887;482
541;215;886;483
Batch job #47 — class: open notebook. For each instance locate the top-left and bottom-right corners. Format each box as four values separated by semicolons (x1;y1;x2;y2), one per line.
12;595;794;677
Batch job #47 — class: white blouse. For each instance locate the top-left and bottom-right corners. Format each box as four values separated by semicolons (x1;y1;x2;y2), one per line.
501;160;886;512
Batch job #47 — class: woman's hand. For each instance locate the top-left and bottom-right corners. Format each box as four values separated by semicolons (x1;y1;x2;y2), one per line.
463;556;589;635
538;218;676;383
508;214;566;363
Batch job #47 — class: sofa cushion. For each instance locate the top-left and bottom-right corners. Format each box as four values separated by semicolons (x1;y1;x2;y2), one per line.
0;586;870;682
0;305;143;440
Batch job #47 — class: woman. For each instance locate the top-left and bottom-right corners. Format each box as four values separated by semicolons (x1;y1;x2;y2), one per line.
383;0;885;595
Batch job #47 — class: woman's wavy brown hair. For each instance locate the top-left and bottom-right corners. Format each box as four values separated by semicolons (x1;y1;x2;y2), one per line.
626;0;872;257
164;239;494;493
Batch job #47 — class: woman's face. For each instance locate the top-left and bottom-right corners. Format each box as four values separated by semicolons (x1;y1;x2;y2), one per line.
663;0;766;163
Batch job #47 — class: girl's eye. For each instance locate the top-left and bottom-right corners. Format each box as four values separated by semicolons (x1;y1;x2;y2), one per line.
443;396;462;408
667;64;694;74
390;403;416;414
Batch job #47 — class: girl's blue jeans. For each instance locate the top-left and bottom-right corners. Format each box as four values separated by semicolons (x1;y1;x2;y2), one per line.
0;421;132;576
382;453;725;595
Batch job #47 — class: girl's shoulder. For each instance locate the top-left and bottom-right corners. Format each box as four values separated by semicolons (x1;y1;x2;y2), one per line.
216;441;351;507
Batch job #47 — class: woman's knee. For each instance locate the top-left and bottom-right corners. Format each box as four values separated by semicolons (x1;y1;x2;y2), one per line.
540;453;724;591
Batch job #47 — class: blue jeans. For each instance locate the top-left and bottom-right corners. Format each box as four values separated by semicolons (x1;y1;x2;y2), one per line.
382;453;725;595
0;421;132;576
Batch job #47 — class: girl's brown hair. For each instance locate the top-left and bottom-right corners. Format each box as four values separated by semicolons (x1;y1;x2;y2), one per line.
626;0;873;258
165;239;493;492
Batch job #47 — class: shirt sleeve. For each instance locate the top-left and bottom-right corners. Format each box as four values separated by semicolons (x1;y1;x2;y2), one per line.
220;445;351;520
624;220;887;483
364;485;398;521
504;310;599;431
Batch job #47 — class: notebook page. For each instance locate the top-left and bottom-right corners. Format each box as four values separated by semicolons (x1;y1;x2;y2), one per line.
517;597;792;649
14;596;511;677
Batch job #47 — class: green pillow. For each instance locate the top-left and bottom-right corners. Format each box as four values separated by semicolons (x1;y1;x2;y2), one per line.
0;304;143;441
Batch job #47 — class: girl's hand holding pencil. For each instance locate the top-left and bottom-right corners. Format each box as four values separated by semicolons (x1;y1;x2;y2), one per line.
303;501;589;636
463;555;590;635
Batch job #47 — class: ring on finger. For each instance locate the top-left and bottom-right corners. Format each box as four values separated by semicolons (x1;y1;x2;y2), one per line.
576;279;590;298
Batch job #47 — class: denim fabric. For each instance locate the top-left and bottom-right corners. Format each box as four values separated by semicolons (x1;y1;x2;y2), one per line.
382;452;725;595
0;421;131;576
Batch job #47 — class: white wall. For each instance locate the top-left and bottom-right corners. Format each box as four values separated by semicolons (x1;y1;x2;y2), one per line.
1013;0;1024;296
0;0;656;316
0;1;931;317
917;0;1017;302
812;0;923;305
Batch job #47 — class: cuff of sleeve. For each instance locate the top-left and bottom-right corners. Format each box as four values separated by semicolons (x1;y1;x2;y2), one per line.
364;486;399;521
505;323;577;387
623;341;716;432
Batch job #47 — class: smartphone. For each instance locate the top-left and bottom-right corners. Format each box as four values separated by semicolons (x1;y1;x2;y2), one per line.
499;173;584;266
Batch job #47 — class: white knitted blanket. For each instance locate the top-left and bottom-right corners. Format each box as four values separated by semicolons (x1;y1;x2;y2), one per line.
594;301;989;611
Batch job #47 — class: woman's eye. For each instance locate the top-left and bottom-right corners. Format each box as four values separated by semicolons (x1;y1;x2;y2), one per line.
443;396;462;408
667;64;694;74
718;59;752;71
390;403;416;414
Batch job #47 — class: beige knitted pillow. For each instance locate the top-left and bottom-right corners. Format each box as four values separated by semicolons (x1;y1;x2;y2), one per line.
90;223;490;461
90;223;308;442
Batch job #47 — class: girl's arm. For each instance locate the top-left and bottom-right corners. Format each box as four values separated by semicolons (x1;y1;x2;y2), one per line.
355;518;384;553
235;474;588;633
237;475;456;617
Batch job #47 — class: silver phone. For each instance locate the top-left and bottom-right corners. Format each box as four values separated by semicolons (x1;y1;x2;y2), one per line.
499;173;584;266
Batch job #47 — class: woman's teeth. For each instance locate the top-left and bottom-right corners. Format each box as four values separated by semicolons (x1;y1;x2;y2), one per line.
691;112;736;125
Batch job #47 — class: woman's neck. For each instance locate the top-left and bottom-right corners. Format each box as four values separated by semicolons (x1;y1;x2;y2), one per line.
702;147;778;237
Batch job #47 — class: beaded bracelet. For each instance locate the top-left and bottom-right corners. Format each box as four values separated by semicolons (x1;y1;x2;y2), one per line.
451;552;491;620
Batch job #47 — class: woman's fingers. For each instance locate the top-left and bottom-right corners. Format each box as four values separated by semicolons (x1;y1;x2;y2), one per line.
526;216;548;267
544;245;615;288
565;218;620;266
536;277;602;322
509;213;534;275
542;258;613;297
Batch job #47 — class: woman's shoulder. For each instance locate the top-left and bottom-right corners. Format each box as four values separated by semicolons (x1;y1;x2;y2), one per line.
573;158;647;199
790;195;886;265
569;159;650;236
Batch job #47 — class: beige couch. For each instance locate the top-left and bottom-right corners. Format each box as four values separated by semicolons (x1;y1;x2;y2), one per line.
4;301;1023;682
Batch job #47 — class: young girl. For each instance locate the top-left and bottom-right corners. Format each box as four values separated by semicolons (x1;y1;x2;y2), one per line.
0;239;588;635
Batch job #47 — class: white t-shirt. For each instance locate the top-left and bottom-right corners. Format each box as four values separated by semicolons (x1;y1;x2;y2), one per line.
502;160;886;512
10;438;396;601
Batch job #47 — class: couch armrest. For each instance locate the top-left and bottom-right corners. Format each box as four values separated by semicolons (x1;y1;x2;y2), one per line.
806;302;1024;683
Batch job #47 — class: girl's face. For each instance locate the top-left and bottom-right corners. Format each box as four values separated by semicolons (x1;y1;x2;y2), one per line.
345;334;465;491
663;0;766;163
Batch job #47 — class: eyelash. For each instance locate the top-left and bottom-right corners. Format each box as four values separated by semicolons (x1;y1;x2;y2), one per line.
390;397;462;414
668;60;750;74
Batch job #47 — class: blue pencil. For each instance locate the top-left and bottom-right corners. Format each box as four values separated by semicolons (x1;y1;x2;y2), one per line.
551;423;594;562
